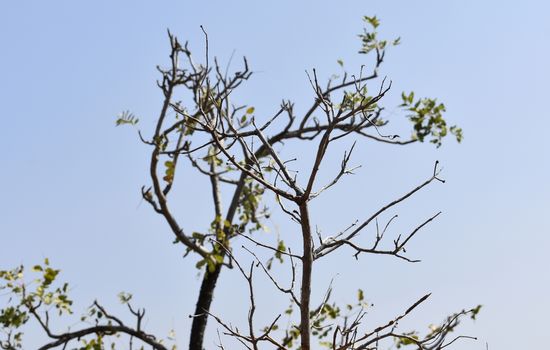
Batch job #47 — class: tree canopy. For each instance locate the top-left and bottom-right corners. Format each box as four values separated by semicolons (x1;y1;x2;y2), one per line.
1;15;480;350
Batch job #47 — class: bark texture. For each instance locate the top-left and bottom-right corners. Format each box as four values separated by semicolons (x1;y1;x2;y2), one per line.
189;264;222;350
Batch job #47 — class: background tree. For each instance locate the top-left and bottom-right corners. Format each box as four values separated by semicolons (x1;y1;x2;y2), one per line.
0;16;480;350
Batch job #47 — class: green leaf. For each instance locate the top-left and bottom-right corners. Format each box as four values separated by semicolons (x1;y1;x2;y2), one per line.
470;304;482;320
43;268;59;286
207;259;216;273
118;292;133;304
195;259;207;269
192;232;205;240
246;107;255;114
364;16;380;28
115;111;139;126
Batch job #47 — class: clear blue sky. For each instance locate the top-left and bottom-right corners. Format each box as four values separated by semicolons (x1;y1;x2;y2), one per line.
1;1;549;349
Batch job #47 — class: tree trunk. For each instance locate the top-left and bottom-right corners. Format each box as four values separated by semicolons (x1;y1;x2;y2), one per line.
189;172;245;350
299;203;313;350
189;263;222;350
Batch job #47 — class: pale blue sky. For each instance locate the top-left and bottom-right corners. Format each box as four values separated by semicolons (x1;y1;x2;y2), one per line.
1;1;549;349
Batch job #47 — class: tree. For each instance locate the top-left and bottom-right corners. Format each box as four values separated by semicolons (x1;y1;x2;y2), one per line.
0;16;479;350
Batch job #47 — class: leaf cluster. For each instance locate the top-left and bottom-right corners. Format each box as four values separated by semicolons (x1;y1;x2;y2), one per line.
359;16;401;56
401;91;463;147
0;259;72;349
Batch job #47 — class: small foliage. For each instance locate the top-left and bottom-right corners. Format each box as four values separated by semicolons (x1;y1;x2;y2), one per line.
163;160;175;184
115;110;139;126
0;260;73;348
401;91;463;147
359;16;400;55
118;291;133;304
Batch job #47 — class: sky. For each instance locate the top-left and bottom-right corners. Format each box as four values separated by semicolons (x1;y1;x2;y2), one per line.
1;0;549;349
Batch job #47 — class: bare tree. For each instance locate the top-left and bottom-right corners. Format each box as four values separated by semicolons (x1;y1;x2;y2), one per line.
0;16;479;350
